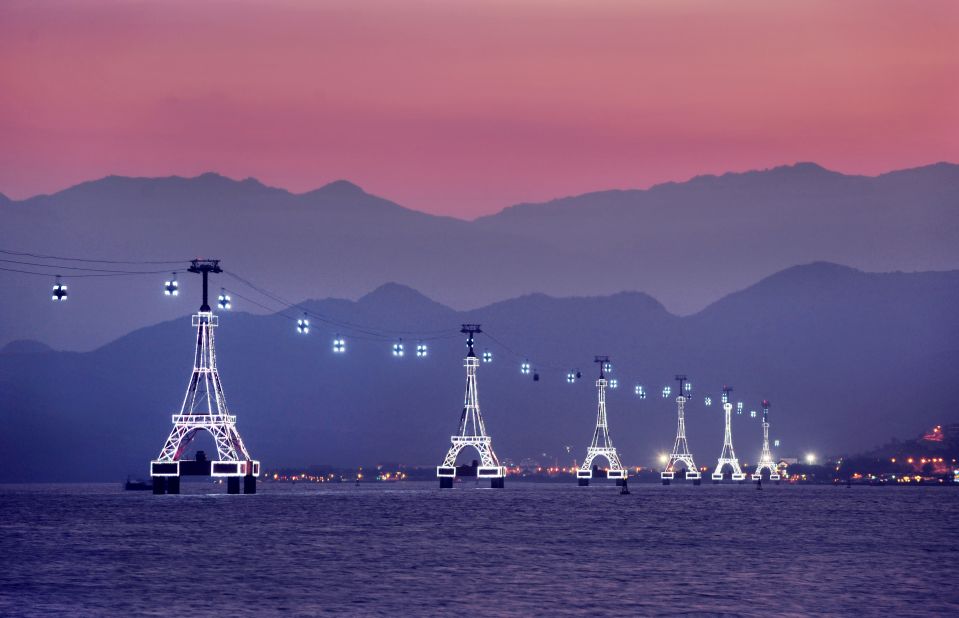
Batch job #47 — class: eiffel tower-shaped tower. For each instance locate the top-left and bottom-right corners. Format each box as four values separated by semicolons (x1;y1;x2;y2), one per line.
437;324;506;488
577;356;627;486
752;399;781;482
712;385;746;482
150;260;260;495
662;375;701;485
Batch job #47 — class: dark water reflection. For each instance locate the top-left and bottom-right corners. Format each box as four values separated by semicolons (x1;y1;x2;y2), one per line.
1;482;957;616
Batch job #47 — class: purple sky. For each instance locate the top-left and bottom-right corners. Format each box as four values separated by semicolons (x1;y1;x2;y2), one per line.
1;0;957;216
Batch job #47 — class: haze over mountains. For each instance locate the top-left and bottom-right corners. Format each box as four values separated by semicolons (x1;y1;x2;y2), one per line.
1;162;956;351
1;263;956;481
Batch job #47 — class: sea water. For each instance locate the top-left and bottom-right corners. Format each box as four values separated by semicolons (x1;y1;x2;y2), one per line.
1;482;956;616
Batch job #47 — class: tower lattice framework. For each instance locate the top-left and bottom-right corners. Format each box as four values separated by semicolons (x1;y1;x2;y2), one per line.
662;375;701;482
712;386;746;481
752;400;780;480
151;260;259;486
437;325;506;487
577;356;626;483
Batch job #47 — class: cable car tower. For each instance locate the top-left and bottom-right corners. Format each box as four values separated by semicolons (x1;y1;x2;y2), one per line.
751;400;781;482
150;259;260;495
662;374;701;485
576;356;627;486
712;385;746;482
436;324;507;488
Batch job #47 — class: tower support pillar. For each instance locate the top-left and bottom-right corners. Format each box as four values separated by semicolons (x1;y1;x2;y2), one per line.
712;387;745;482
149;260;260;497
752;400;780;481
662;375;700;484
576;356;627;485
152;476;166;495
436;325;506;491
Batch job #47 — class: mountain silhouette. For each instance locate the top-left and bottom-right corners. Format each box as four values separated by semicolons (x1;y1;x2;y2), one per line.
1;162;956;351
0;339;54;355
1;263;956;481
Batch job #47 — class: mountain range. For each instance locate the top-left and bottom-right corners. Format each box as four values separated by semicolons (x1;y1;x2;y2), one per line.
1;263;957;481
1;162;956;351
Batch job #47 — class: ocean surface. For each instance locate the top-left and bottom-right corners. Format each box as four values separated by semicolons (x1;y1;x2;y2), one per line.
1;481;957;617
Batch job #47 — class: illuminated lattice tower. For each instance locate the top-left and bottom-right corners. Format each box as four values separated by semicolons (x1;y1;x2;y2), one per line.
662;375;701;485
437;324;506;488
712;385;746;482
752;400;781;482
150;260;260;495
577;356;627;486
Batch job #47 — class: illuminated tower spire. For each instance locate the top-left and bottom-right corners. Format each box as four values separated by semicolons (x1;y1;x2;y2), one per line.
576;356;627;486
436;324;506;488
150;259;260;495
712;385;746;482
662;374;701;485
752;400;781;482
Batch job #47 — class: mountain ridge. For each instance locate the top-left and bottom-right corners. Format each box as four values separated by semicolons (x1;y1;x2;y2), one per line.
2;161;957;351
4;161;956;219
477;161;959;222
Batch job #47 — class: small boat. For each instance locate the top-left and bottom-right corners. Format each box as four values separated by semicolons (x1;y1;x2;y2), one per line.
124;476;153;491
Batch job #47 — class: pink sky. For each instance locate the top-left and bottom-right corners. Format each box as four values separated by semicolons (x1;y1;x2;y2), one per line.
1;0;957;217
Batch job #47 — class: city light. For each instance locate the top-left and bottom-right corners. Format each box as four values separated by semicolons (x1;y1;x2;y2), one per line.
805;453;816;464
658;453;668;465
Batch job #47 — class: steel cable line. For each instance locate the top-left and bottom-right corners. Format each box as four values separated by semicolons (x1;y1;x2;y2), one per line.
222;287;459;343
224;270;458;340
0;265;169;278
0;248;188;265
0;257;172;275
0;248;698;394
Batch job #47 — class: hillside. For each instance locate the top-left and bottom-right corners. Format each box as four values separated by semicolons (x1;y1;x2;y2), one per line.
1;263;957;481
1;162;956;350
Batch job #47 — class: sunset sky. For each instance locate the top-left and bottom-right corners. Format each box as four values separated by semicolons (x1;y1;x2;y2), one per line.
1;0;957;217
